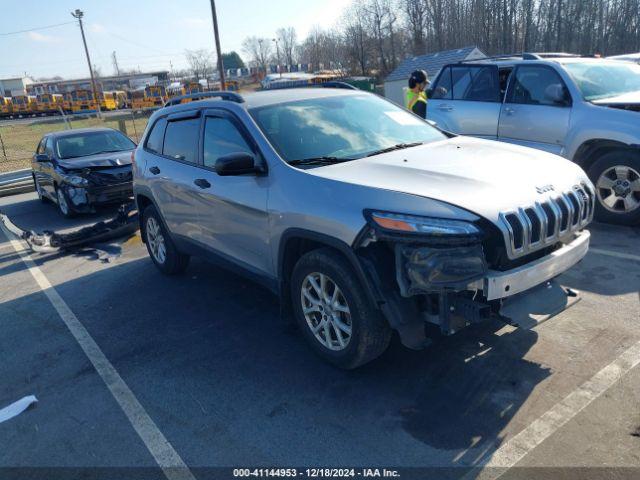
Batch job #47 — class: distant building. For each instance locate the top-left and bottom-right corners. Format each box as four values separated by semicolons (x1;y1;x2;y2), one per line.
384;46;486;106
0;76;34;97
27;71;170;94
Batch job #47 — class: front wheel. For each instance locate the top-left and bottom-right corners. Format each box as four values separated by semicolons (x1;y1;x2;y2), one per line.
142;205;190;275
588;151;640;225
290;248;391;369
55;186;76;218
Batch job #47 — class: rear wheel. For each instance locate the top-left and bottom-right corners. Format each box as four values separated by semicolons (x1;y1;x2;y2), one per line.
588;151;640;225
142;205;190;274
291;248;391;369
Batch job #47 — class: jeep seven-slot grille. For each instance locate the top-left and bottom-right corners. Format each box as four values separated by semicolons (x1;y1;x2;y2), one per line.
499;184;594;259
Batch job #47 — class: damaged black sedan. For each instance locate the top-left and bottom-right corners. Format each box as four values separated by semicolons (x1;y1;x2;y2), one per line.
31;127;135;217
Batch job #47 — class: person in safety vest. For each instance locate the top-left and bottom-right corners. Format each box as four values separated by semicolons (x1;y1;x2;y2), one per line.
405;69;429;118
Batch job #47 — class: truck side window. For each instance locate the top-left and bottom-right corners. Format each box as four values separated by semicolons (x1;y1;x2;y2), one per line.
452;66;500;102
45;137;55;157
203;116;253;168
145;118;167;154
431;67;452;99
507;66;570;107
162;118;200;164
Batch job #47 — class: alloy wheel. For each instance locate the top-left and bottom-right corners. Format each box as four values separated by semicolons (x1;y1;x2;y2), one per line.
596;165;640;214
300;272;352;351
57;188;70;215
146;217;167;264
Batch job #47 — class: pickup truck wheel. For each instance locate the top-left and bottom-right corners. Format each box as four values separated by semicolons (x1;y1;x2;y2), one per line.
588;151;640;225
291;248;391;369
142;205;190;274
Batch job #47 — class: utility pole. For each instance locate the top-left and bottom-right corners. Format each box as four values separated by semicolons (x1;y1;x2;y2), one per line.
71;9;101;117
209;0;226;91
112;51;120;76
272;38;282;78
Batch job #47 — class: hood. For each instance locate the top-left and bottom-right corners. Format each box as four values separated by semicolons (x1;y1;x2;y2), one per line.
592;91;640;111
306;136;590;223
57;150;133;170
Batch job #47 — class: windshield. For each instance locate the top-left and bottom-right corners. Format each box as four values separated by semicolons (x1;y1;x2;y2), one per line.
249;93;446;164
56;131;135;159
563;61;640;101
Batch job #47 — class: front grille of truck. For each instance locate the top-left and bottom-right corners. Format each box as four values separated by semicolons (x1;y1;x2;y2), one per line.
499;184;594;259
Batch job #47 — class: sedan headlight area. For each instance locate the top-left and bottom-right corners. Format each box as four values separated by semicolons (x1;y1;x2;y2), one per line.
396;244;488;296
61;174;89;187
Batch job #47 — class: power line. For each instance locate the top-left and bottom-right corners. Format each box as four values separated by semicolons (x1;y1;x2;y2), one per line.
0;21;74;36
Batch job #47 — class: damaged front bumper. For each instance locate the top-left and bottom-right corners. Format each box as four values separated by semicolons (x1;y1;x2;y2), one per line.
356;225;590;349
61;181;133;213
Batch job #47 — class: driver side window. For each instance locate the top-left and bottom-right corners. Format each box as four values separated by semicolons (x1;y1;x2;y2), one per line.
203;116;253;168
507;66;571;107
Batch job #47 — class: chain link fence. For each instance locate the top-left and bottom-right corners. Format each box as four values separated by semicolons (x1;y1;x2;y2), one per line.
0;109;154;174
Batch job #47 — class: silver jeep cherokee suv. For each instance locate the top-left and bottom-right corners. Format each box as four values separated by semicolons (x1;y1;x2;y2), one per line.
427;53;640;225
133;88;593;368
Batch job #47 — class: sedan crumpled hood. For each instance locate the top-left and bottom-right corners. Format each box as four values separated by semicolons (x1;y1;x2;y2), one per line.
306;136;590;223
57;150;133;170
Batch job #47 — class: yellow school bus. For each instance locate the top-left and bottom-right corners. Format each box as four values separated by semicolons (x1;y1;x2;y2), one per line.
36;93;65;115
0;97;12;117
113;90;129;109
131;85;168;109
11;95;38;116
70;89;99;113
62;92;74;112
97;91;119;111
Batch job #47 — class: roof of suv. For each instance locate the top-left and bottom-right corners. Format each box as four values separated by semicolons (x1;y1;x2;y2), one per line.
243;87;365;109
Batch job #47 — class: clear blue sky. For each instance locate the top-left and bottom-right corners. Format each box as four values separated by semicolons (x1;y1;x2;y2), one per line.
0;0;350;79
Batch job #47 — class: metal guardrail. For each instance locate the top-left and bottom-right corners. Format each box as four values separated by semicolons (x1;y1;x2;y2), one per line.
0;169;34;197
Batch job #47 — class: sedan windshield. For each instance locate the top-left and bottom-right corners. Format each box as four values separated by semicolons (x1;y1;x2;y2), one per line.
563;61;640;101
249;93;446;164
56;131;136;159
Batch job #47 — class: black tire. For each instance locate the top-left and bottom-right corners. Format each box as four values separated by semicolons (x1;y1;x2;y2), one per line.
290;248;392;369
54;185;76;218
587;150;640;226
142;205;190;275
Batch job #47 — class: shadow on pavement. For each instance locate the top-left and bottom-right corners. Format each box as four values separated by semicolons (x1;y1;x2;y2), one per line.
0;249;549;471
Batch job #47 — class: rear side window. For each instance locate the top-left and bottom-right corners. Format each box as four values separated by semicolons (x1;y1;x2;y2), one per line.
451;66;500;102
203;117;253;168
145;118;167;154
431;68;452;99
162;118;200;163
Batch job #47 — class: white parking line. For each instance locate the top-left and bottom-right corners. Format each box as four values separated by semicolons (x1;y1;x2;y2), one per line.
464;339;640;480
0;224;195;480
590;247;640;262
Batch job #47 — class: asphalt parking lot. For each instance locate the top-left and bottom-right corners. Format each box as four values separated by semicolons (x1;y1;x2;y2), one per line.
0;191;639;480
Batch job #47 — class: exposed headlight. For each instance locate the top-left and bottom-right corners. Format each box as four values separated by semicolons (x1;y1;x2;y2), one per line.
367;211;480;237
62;175;89;187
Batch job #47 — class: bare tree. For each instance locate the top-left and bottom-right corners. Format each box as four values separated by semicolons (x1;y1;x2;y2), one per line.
185;49;214;80
242;36;273;72
277;27;298;66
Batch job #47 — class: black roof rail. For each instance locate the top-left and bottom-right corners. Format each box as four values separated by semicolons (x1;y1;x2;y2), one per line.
459;53;522;63
460;52;581;64
527;52;581;58
164;91;244;107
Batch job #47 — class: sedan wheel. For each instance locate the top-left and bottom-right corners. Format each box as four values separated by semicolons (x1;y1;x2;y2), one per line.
300;272;352;351
596;165;640;215
146;216;167;265
56;187;73;217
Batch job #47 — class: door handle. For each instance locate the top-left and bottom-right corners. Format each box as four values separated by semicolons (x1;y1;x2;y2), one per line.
504;107;515;115
149;166;161;175
194;178;211;189
438;104;453;111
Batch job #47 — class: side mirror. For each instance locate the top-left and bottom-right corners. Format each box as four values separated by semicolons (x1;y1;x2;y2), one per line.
35;153;51;162
215;151;261;176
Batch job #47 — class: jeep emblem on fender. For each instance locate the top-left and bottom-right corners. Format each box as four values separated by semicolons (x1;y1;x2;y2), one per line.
536;185;555;194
